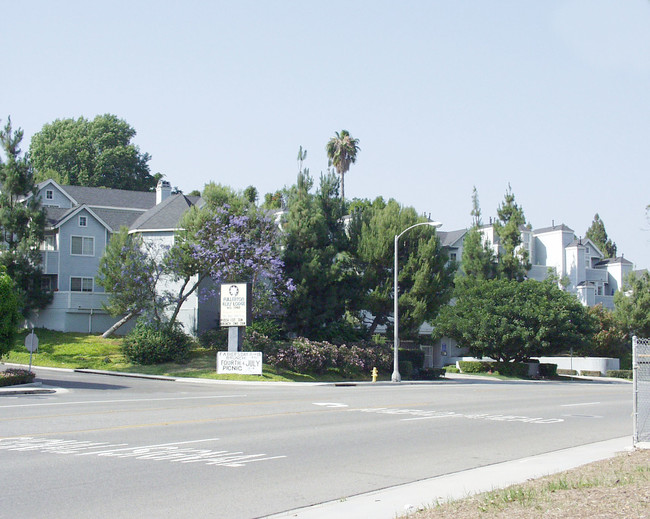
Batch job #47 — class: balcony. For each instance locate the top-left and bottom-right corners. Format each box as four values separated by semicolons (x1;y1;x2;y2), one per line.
47;291;111;311
586;268;607;283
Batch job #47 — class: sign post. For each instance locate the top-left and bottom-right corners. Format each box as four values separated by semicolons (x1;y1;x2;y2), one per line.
25;328;39;372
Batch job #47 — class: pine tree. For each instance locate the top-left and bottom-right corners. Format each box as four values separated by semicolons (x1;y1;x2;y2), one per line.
460;187;497;280
493;185;530;281
0;117;51;316
586;214;617;258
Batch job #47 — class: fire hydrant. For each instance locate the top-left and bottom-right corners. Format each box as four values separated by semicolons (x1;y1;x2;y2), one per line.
371;367;378;383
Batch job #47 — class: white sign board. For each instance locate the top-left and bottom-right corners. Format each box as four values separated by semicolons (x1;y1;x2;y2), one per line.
25;333;39;353
220;283;251;327
217;352;263;375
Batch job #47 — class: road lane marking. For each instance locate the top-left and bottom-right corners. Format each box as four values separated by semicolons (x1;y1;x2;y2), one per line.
313;402;348;408
0;437;286;468
351;407;564;424
75;437;222;456
0;394;248;409
560;402;601;407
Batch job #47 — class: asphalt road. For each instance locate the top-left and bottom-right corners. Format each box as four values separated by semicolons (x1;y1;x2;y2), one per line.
1;369;632;519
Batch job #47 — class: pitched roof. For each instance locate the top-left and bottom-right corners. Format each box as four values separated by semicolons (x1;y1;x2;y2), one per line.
533;224;574;234
438;229;467;247
595;257;634;266
61;185;156;210
129;194;200;231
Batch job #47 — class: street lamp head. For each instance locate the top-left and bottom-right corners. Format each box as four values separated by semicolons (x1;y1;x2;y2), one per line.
427;221;443;229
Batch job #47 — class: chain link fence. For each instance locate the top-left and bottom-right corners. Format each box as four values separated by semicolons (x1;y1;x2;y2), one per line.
633;336;650;445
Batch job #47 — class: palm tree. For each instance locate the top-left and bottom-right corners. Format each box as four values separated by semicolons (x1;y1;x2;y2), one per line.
325;130;360;202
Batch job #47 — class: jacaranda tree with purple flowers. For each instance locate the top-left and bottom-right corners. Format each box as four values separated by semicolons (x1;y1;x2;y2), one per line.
164;198;290;328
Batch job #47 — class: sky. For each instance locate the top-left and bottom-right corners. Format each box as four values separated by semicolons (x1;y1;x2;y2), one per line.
2;0;649;269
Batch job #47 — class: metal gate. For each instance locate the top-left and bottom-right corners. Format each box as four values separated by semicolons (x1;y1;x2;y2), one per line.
633;336;650;445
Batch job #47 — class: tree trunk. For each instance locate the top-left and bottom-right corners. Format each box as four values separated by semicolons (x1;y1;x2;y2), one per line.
102;311;138;338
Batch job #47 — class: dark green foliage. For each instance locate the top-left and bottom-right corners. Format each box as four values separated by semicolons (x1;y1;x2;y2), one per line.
413;368;445;380
247;319;284;341
586;214;617;258
198;328;228;350
398;360;414;378
538;363;558;378
583;304;627;358
458;361;493;373
0;270;21;357
325;130;360;201
96;227;163;333
436;278;596;363
30;114;156;191
0;117;51;317
399;348;425;368
493;185;531;281
607;370;632;380
458;360;529;377
122;320;191;364
460;226;497;280
614;271;650;338
348;197;455;338
282;171;359;337
461;187;497;280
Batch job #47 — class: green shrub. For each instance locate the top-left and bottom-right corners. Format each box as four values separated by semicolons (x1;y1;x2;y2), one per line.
399;360;414;379
0;368;35;387
458;360;529;377
414;368;445;380
122;320;191;364
607;370;633;379
399;348;425;369
580;370;602;377
494;362;529;378
538;363;558;378
458;360;491;373
198;328;228;350
0;271;21;358
444;365;460;373
248;319;284;340
557;368;578;375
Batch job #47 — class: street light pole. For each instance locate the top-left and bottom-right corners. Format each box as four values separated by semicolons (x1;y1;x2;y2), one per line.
392;220;442;383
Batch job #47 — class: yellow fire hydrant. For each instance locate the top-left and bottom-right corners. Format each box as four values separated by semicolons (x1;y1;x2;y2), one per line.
371;367;378;383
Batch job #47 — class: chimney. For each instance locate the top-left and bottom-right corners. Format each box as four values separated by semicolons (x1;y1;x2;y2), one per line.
156;180;172;205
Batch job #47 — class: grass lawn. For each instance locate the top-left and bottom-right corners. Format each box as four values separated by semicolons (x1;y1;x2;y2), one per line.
3;328;385;383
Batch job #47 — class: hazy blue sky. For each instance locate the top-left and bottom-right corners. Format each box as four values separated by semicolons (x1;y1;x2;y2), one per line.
2;1;649;268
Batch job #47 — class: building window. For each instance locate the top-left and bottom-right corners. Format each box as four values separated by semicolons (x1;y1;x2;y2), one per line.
449;252;457;262
41;234;57;251
46;190;53;200
70;277;93;292
79;216;87;227
71;236;94;256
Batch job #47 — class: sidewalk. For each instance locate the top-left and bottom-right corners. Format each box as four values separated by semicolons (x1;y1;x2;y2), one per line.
265;436;636;519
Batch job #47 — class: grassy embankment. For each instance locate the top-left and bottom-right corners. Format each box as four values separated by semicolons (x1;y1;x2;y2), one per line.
2;328;384;382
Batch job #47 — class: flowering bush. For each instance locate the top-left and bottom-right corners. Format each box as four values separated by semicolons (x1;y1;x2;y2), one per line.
0;369;35;387
264;337;392;376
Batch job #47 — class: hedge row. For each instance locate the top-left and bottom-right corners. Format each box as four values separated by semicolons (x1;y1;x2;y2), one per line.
457;360;538;378
607;370;633;379
259;335;394;376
